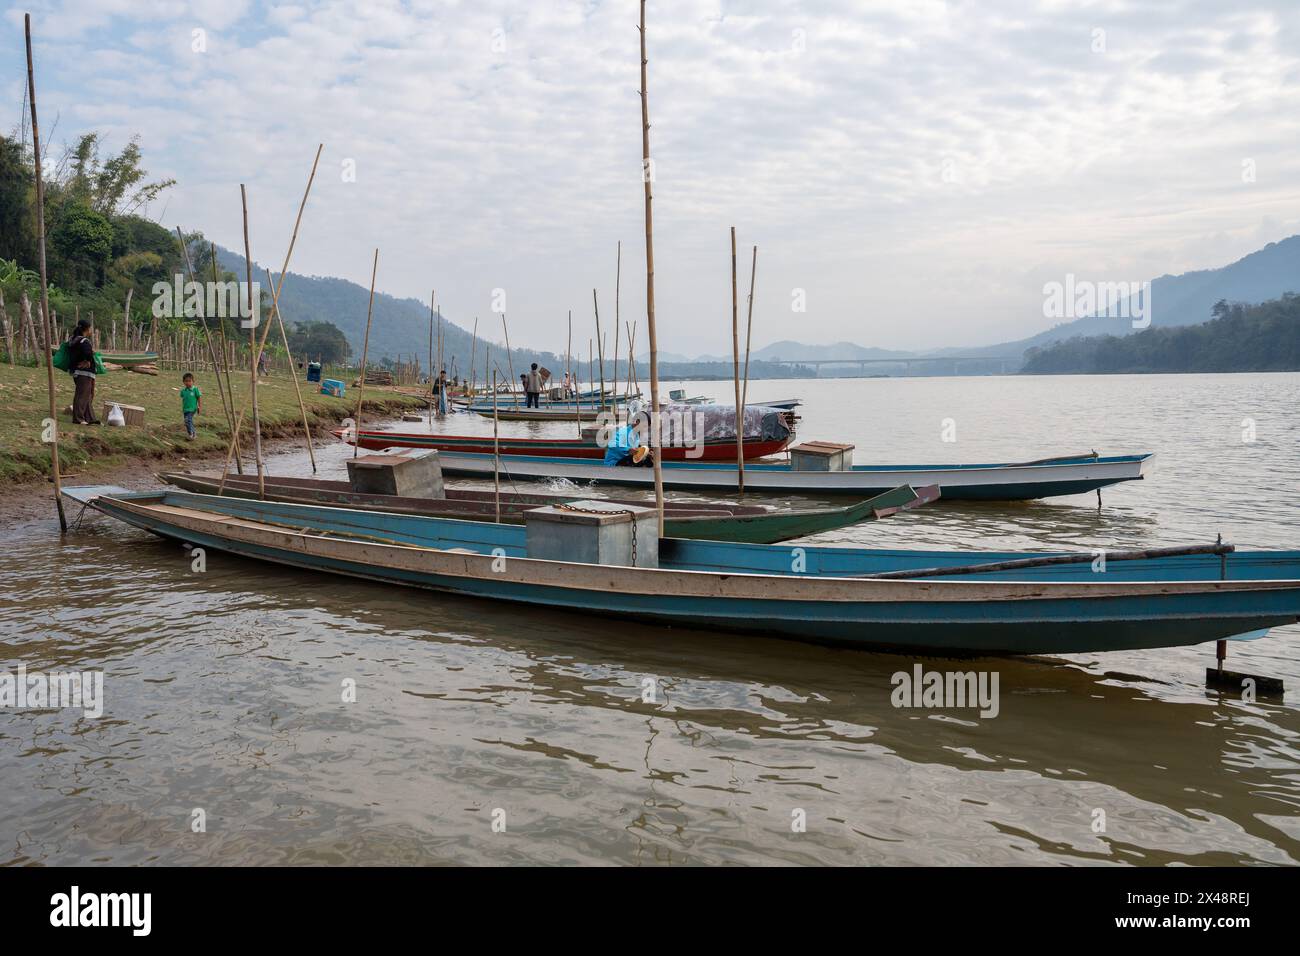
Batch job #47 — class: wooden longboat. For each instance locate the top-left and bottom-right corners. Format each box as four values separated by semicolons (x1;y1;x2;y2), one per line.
69;487;1300;656
156;471;936;544
428;451;1153;501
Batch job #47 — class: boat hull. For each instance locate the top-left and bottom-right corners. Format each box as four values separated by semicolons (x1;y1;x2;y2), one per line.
83;490;1300;656
431;451;1152;501
342;429;791;461
158;472;930;543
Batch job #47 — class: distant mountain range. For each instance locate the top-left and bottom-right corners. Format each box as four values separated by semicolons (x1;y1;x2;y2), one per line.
693;235;1300;370
219;234;1300;378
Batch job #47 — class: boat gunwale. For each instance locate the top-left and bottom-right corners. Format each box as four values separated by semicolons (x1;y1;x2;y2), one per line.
92;494;1300;604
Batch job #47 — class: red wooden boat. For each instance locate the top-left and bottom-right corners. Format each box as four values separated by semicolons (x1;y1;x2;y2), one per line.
333;427;793;461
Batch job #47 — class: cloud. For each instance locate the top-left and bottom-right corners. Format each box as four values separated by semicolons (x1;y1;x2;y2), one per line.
8;0;1300;353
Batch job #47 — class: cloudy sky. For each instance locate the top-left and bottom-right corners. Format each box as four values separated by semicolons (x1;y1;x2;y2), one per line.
6;0;1300;355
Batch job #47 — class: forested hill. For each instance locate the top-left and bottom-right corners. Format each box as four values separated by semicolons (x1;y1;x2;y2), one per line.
1020;295;1300;374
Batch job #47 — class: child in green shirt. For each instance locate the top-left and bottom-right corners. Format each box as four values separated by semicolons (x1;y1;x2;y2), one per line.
180;373;202;439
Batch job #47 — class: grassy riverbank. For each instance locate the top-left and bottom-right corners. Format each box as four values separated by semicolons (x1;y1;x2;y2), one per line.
0;363;428;484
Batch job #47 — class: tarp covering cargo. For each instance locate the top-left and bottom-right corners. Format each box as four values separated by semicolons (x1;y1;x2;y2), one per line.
630;403;792;443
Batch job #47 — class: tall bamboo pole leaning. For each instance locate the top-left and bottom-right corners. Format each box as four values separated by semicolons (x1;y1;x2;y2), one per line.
639;0;664;533
265;267;316;472
501;314;518;407
729;227;744;493
210;241;243;472
24;14;65;532
218;144;323;492
741;244;757;411
240;185;266;498
427;290;435;427
352;249;380;458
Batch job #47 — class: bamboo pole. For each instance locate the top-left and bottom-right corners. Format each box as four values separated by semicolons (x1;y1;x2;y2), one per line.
352;249;380;457
730;226;743;493
492;369;501;523
568;310;579;437
501;314;518;407
593;288;605;411
218;144;323;491
240;184;265;498
614;240;621;399
640;0;664;534
469;317;478;396
742;244;757;411
427;290;434;428
25;15;66;532
266;267;317;472
210;239;241;472
625;321;637;398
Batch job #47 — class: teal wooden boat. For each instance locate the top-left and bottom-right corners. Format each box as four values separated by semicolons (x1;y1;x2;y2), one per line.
156;471;937;544
66;486;1300;656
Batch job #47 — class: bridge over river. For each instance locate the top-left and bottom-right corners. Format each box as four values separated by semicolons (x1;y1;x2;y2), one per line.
764;355;1022;376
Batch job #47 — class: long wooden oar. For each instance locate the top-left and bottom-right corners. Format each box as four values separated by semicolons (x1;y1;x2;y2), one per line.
861;542;1234;580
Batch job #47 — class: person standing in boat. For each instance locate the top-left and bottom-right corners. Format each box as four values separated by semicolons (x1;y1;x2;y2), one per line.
525;363;544;408
66;318;100;425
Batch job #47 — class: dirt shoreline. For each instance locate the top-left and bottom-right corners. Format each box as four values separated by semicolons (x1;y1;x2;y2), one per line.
0;410;410;522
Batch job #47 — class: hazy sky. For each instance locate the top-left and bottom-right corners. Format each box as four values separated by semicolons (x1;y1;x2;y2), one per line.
7;0;1300;356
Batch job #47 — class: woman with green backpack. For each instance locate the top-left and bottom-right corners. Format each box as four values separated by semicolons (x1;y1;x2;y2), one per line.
66;318;100;425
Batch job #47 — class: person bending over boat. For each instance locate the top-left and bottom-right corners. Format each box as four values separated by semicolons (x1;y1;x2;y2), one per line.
67;318;100;425
603;422;653;467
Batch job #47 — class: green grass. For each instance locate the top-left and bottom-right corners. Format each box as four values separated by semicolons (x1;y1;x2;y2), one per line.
0;363;427;484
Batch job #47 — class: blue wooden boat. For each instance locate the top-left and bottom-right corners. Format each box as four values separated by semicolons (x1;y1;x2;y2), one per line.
431;451;1153;501
66;487;1300;656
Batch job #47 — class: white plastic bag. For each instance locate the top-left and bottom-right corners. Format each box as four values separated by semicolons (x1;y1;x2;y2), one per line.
106;403;126;427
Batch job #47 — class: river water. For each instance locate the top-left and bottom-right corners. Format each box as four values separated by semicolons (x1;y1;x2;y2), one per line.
2;373;1298;865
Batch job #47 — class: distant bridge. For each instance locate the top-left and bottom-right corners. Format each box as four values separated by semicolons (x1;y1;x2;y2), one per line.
764;355;1022;375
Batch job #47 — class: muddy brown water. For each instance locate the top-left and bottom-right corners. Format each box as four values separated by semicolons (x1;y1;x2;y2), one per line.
2;373;1297;864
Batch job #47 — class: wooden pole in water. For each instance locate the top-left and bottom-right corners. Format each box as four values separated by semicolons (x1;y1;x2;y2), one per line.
593;288;605;412
492;369;501;523
427;290;435;428
639;0;664;533
469;316;478;397
501;314;518;408
742;244;757;411
218;144;323;492
24;14;66;532
730;227;744;493
352;248;379;458
266;267;316;472
614;240;621;400
240;184;265;498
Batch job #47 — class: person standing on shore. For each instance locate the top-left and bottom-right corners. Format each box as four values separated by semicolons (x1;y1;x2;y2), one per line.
180;372;202;440
66;318;99;425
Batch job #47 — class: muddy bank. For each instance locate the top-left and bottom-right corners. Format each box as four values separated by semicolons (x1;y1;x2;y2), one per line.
0;400;419;522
